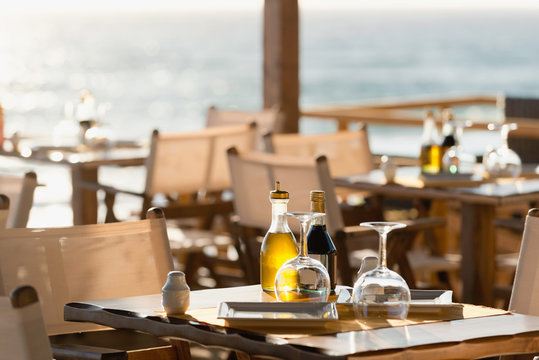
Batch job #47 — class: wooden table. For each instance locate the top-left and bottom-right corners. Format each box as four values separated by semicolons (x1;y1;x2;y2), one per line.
0;141;148;225
335;167;539;306
64;285;539;360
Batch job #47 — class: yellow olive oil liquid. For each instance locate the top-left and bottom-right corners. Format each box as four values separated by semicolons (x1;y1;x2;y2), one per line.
260;232;298;293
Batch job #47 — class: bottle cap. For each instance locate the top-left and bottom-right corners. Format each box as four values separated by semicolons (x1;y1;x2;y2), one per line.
425;108;434;118
270;181;289;199
310;190;325;202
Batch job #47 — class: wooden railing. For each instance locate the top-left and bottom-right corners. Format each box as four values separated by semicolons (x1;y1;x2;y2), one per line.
301;94;539;138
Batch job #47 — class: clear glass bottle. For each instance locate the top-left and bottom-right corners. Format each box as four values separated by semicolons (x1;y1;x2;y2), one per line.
440;108;456;172
260;181;298;293
306;190;337;291
419;108;442;174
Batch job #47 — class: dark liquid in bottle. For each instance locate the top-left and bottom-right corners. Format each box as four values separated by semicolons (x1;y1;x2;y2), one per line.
307;224;337;290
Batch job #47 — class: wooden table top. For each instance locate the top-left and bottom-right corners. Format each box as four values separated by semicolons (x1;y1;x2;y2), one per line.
0;140;148;168
336;166;539;206
64;285;539;359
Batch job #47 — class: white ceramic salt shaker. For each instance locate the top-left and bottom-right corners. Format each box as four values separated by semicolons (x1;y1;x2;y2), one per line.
380;155;397;184
162;271;190;315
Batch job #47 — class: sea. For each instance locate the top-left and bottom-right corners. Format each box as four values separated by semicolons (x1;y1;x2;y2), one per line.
1;7;539;226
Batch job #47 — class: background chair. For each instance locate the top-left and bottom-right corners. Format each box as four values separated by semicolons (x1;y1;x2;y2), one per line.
81;123;257;288
0;208;176;358
263;130;458;290
227;147;445;287
0;194;9;228
0;171;38;228
505;96;539;164
206;105;284;150
263;127;384;224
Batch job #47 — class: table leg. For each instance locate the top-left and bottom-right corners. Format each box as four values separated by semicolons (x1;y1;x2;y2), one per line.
71;165;98;225
460;203;496;306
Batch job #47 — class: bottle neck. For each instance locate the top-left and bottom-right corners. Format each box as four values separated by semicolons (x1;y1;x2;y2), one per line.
310;200;326;226
269;199;291;233
422;117;438;145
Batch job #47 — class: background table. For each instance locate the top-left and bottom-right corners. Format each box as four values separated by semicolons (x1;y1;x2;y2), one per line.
0;141;147;224
335;167;539;306
64;285;539;360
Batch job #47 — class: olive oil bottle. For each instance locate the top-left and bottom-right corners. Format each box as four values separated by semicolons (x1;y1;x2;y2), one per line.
420;108;442;174
260;182;298;293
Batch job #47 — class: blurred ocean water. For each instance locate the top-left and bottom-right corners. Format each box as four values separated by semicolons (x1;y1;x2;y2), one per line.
1;8;538;225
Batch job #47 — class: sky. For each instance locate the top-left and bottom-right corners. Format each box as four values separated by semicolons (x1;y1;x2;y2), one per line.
5;0;539;13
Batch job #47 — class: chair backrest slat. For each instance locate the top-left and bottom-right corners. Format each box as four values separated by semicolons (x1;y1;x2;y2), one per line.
0;208;173;335
145;124;256;197
206;106;283;151
264;127;374;177
509;208;539;316
227;148;344;234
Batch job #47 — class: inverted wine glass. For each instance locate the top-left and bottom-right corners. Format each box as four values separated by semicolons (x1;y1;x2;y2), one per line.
352;222;410;319
442;120;477;174
483;123;521;178
274;212;330;302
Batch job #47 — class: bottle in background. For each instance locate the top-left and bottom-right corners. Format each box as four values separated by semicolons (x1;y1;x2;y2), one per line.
440;108;457;172
307;190;337;291
419;108;442;174
260;181;298;293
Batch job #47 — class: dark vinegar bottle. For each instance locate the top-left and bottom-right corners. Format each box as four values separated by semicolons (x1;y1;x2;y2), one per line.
307;190;337;291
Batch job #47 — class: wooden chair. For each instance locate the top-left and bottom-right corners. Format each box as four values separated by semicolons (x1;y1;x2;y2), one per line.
0;208;178;359
0;171;38;228
262;130;458;290
206;105;283;150
227;147;445;287
0;194;9;228
500;209;539;360
509;208;539;316
0;286;52;360
80;124;257;288
263;127;386;225
505;96;539;164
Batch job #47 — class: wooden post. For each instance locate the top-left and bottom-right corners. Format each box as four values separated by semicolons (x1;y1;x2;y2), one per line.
263;0;299;133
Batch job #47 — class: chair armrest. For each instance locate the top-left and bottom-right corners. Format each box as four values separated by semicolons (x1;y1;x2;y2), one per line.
342;217;446;237
77;180;144;198
336;217;446;287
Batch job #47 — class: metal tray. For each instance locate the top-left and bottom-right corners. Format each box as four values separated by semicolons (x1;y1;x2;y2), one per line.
217;301;338;327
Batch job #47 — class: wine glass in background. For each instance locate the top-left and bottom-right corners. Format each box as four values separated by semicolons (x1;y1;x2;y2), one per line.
53;102;80;147
442;120;477;174
483;123;522;178
84;102;115;147
352;222;410;319
274;212;330;302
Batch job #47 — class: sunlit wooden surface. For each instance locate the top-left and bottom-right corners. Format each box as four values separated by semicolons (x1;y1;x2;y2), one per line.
64;285;539;360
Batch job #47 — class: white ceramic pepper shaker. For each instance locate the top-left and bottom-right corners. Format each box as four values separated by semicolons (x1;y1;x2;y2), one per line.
162;271;190;315
380;155;397;184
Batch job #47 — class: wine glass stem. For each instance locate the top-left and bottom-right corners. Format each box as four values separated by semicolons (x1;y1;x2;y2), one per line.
299;219;308;258
500;124;509;149
378;230;388;269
